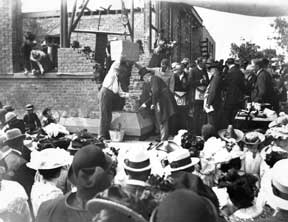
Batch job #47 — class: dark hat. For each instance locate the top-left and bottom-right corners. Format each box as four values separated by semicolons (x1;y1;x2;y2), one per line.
4;128;25;146
172;172;220;209
3;105;14;112
206;61;220;69
26;104;34;111
226;58;235;65
152;189;218;222
68;144;112;186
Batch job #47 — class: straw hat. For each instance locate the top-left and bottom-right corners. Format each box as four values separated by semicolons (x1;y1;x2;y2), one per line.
270;159;288;210
243;131;265;145
4;112;17;124
26;148;72;170
218;125;244;143
123;148;151;172
25;104;34;111
4;128;25;146
166;149;199;172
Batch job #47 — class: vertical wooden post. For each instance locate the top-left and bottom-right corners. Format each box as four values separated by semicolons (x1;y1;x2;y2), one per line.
131;0;134;42
60;0;69;47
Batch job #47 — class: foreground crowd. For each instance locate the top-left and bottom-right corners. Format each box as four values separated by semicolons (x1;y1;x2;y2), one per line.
0;98;288;222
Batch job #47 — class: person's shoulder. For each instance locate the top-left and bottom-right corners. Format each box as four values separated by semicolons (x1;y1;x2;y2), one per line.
36;195;66;220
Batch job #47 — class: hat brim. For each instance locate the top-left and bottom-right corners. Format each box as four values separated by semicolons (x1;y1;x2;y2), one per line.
218;129;244;143
123;163;151;172
166;157;200;172
260;145;287;160
68;153;113;186
4;134;26;145
243;132;265;145
26;162;64;170
4;116;17;125
87;198;147;221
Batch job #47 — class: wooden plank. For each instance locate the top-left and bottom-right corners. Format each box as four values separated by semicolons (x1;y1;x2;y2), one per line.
73;29;130;36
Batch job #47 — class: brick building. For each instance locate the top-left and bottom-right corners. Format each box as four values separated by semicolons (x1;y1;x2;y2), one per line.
0;0;215;124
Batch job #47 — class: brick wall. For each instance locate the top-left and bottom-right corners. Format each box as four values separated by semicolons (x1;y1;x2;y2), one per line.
0;0;14;74
0;76;100;118
58;48;95;73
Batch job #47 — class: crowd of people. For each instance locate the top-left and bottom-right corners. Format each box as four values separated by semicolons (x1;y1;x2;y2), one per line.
0;95;287;222
2;31;288;222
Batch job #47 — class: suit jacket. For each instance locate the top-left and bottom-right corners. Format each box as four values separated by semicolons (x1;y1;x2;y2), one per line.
206;72;222;109
174;72;189;92
145;76;177;123
190;67;209;102
223;66;245;107
23;113;41;132
251;69;275;104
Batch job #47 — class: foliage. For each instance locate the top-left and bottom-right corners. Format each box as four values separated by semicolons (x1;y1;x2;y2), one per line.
271;17;288;52
230;41;262;62
230;41;284;63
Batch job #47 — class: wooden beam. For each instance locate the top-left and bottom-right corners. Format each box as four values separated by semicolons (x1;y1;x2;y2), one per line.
73;29;130;36
71;0;90;33
68;0;78;40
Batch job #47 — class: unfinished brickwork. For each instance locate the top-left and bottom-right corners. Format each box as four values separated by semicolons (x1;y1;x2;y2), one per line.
57;48;95;73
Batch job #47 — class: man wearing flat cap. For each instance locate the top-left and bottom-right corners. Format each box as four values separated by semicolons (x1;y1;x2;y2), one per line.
23;104;41;133
36;144;116;222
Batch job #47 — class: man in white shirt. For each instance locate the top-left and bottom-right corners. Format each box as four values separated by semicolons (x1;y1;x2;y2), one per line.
98;61;131;140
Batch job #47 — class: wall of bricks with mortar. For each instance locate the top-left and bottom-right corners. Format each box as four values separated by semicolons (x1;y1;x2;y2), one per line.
0;0;14;74
57;48;95;73
0;77;100;118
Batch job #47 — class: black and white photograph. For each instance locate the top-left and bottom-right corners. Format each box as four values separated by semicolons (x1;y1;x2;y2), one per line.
0;0;288;221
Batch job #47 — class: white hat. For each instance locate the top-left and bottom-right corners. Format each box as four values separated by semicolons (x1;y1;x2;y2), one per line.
270;159;288;210
4;112;17;124
123;148;151;172
26;148;72;170
166;149;199;172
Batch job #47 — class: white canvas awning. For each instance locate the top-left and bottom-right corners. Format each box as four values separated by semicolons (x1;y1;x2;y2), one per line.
163;0;288;17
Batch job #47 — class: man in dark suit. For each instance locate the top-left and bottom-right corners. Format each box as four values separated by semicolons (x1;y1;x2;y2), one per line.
172;64;190;133
190;57;209;135
222;58;245;128
204;62;222;130
251;58;277;109
139;71;177;141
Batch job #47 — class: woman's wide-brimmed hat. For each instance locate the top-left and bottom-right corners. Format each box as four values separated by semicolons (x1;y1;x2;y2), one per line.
4;128;25;146
26;148;72;170
269;159;288;210
243;131;265;145
218;125;244;143
123;148;151;172
166;149;199;172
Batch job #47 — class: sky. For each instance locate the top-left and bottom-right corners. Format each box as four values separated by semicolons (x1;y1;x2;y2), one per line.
21;0;285;59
